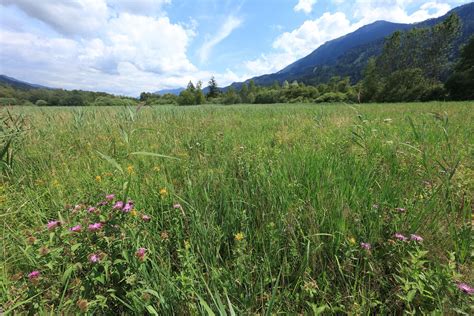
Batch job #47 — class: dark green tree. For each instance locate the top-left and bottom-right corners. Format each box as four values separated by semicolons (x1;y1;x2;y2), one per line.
207;76;219;98
446;35;474;100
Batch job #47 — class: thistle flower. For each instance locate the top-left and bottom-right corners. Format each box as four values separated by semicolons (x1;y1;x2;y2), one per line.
87;207;96;213
89;253;100;263
28;270;40;281
456;282;474;295
360;242;371;250
70;225;82;232
113;201;124;210
135;247;147;261
97;201;108;206
88;222;103;231
394;233;408;241
106;194;115;201
122;201;133;212
142;215;151;222
410;234;423;242
47;220;60;230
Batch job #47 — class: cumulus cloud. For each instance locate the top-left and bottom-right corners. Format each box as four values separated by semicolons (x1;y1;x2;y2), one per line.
198;15;243;63
0;0;108;36
294;0;317;14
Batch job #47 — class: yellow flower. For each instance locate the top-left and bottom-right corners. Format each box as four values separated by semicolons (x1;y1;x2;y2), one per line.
127;165;135;174
159;188;168;197
95;175;102;182
348;237;356;245
130;209;138;217
52;179;60;187
234;232;244;242
153;166;161;172
103;172;113;177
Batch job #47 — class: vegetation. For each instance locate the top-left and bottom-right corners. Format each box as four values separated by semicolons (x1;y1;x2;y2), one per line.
1;103;473;314
446;35;474;100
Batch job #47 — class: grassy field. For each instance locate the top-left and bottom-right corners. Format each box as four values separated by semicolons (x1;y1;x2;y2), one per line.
1;102;473;314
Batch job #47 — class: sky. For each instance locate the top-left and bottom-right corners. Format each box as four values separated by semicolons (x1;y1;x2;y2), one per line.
0;0;471;96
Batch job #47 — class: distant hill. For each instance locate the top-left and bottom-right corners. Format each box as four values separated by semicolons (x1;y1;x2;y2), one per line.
154;87;185;95
229;2;474;88
0;74;51;90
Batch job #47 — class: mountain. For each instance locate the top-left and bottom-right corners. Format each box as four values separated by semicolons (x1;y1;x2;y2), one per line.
230;2;474;88
154;87;185;95
0;74;50;90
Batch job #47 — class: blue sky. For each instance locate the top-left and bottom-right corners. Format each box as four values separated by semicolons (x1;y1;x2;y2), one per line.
0;0;471;96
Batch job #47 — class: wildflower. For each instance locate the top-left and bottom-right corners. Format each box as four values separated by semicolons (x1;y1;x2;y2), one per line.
122;201;133;212
394;233;408;241
27;236;36;244
39;246;49;256
153;166;161;172
106;194;115;200
173;203;182;209
161;231;169;241
95;175;102;182
113;201;124;210
130;209;138;216
88;222;103;231
70;225;82;232
87;207;96;213
135;247;147;261
77;299;89;312
159;188;168;197
47;220;61;230
360;242;371;250
74;204;83;211
348;237;356;245
410;234;423;242
142;215;151;222
127;165;134;174
456;282;474;295
28;270;40;281
395;207;406;213
97;201;108;206
372;204;379;209
234;232;244;241
88;253;100;263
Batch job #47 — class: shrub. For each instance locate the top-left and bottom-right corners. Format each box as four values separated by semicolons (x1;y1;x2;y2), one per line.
35;99;48;106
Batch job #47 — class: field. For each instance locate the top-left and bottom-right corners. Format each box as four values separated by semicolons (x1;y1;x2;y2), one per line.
1;102;473;314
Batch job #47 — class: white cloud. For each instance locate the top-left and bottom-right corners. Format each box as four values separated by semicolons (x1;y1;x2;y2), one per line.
0;0;109;36
294;0;317;14
107;0;170;16
198;15;243;63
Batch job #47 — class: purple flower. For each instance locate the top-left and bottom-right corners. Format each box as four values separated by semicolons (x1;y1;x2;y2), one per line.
47;220;60;230
173;203;182;209
97;201;108;206
456;282;474;295
410;234;423;242
70;225;82;232
88;222;103;231
395;207;406;213
89;253;100;263
142;215;151;222
106;194;115;201
28;270;40;280
113;201;124;210
394;233;408;241
135;247;147;261
360;242;371;250
122;201;133;212
88;207;96;213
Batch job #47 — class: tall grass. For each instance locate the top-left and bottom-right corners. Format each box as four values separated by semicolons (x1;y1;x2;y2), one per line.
1;102;473;314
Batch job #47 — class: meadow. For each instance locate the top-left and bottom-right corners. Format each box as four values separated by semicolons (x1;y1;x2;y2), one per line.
1;102;473;314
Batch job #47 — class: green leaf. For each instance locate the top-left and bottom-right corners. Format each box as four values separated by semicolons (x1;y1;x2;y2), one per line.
146;305;159;316
96;150;124;174
61;265;75;284
130;151;180;160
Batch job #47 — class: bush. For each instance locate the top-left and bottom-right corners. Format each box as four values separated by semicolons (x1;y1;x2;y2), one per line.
35;99;48;106
315;92;348;103
0;97;18;106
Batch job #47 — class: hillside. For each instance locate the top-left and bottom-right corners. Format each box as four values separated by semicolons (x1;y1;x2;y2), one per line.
230;2;474;88
0;74;50;90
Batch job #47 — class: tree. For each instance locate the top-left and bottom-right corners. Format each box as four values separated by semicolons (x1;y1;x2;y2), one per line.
446;35;474;100
195;81;205;105
207;76;219;98
361;58;380;102
282;80;290;89
187;81;195;92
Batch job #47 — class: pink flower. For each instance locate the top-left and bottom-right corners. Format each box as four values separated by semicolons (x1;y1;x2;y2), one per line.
135;247;147;261
113;201;124;210
70;225;82;232
88;207;97;213
142;215;151;222
88;222;103;231
360;242;371;250
89;253;100;263
456;283;474;295
28;270;40;280
173;203;182;209
410;234;423;242
97;201;108;206
106;194;115;200
394;233;408;241
395;207;406;213
47;220;60;230
122;201;133;212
